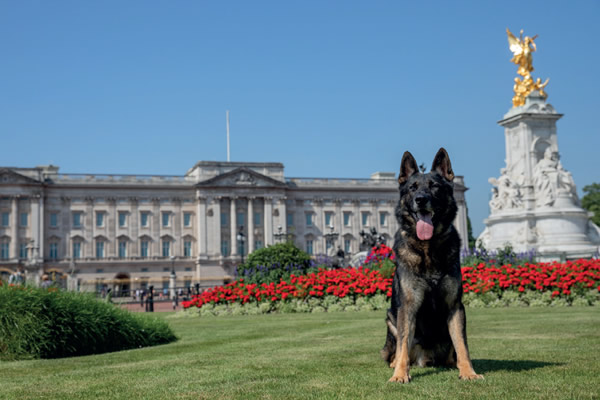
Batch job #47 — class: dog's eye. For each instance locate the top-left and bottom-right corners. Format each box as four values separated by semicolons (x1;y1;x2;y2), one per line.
409;183;418;191
430;182;441;189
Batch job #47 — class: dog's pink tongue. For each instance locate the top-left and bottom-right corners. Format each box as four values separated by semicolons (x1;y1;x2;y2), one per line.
416;214;434;240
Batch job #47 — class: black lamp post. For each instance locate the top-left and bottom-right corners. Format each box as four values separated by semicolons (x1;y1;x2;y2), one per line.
237;225;246;264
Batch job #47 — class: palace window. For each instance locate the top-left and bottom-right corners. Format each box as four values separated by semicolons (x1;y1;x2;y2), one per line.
183;212;192;227
221;240;229;257
184;240;192;257
221;212;228;226
162;240;170;257
306;240;313;255
19;243;28;259
118;212;127;227
325;212;333;227
255;240;263;250
0;241;9;260
140;240;149;258
118;240;127;258
96;241;105;259
344;239;351;253
1;212;9;227
49;243;58;260
305;213;313;227
50;212;58;228
162;212;170;227
380;212;387;227
254;212;262;226
140;212;149;227
343;212;351;226
20;212;28;227
72;212;82;228
96;212;104;227
72;242;81;259
287;213;293;227
361;212;369;226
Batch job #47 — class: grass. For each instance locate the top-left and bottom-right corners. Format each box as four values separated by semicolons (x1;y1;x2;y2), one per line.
0;307;599;399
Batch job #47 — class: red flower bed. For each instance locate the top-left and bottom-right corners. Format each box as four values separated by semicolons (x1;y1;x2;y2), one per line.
182;267;392;309
182;258;600;309
462;259;600;297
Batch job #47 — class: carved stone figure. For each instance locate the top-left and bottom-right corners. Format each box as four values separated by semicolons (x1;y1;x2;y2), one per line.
533;148;579;207
488;169;523;212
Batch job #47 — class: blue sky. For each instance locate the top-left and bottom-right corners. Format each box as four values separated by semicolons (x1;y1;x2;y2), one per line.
1;1;598;237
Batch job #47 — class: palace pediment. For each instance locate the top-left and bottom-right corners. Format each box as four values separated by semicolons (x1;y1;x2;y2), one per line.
0;169;42;185
195;167;287;188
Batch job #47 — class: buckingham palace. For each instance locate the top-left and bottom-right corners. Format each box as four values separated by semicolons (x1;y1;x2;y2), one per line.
0;161;469;293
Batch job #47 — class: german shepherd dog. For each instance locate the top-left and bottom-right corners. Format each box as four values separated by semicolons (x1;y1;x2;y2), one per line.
381;148;483;383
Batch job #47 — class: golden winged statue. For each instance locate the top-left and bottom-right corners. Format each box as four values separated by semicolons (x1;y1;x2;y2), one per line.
506;28;549;107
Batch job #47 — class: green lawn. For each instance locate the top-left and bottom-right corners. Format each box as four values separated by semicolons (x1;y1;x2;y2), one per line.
1;307;599;400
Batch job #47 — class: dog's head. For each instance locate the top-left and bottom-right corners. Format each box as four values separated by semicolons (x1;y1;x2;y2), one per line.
397;148;457;241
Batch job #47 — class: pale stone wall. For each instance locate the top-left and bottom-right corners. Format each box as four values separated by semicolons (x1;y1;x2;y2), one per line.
0;162;469;290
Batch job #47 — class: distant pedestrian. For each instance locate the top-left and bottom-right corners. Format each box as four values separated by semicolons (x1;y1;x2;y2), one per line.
41;274;52;289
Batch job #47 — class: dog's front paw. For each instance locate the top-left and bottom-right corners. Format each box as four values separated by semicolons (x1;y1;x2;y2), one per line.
459;373;484;381
389;373;412;383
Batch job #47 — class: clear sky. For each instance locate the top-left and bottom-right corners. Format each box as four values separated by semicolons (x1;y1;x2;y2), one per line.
1;0;599;237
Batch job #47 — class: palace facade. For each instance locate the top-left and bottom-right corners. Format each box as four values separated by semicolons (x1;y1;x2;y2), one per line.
0;161;468;293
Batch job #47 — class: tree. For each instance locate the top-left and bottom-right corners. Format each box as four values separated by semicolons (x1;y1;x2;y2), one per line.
582;183;600;226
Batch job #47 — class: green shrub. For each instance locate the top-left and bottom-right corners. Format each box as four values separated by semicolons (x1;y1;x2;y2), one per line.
236;242;312;284
0;285;176;361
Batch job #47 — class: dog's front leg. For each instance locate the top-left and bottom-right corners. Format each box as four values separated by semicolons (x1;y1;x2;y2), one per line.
447;305;483;381
389;298;418;383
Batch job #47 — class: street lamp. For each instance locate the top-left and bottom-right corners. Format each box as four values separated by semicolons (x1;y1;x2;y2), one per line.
274;225;287;243
237;225;246;264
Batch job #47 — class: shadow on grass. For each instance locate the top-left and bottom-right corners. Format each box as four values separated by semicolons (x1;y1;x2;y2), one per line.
401;359;560;381
472;359;562;373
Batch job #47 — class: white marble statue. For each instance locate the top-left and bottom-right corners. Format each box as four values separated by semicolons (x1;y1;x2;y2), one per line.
488;168;523;212
533;148;579;207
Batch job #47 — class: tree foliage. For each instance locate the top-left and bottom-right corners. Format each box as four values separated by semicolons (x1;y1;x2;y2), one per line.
582;183;600;226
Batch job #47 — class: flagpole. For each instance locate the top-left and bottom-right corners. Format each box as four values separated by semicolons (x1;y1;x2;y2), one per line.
226;110;230;162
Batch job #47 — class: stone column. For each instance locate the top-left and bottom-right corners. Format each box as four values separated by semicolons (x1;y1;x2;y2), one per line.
151;198;160;257
174;198;182;257
84;197;93;258
208;197;221;259
197;195;207;257
11;196;18;260
230;197;237;257
352;199;361;251
30;196;39;259
248;197;254;253
38;194;44;261
264;197;273;246
130;198;139;257
313;199;323;254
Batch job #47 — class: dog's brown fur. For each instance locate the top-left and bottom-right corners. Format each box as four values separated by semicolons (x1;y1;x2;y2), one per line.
382;148;483;383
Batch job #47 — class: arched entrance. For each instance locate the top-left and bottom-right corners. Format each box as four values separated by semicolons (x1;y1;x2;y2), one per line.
0;267;13;284
114;273;131;297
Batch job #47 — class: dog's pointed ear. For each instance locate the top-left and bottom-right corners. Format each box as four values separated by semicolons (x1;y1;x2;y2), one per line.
431;147;455;182
399;151;419;185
